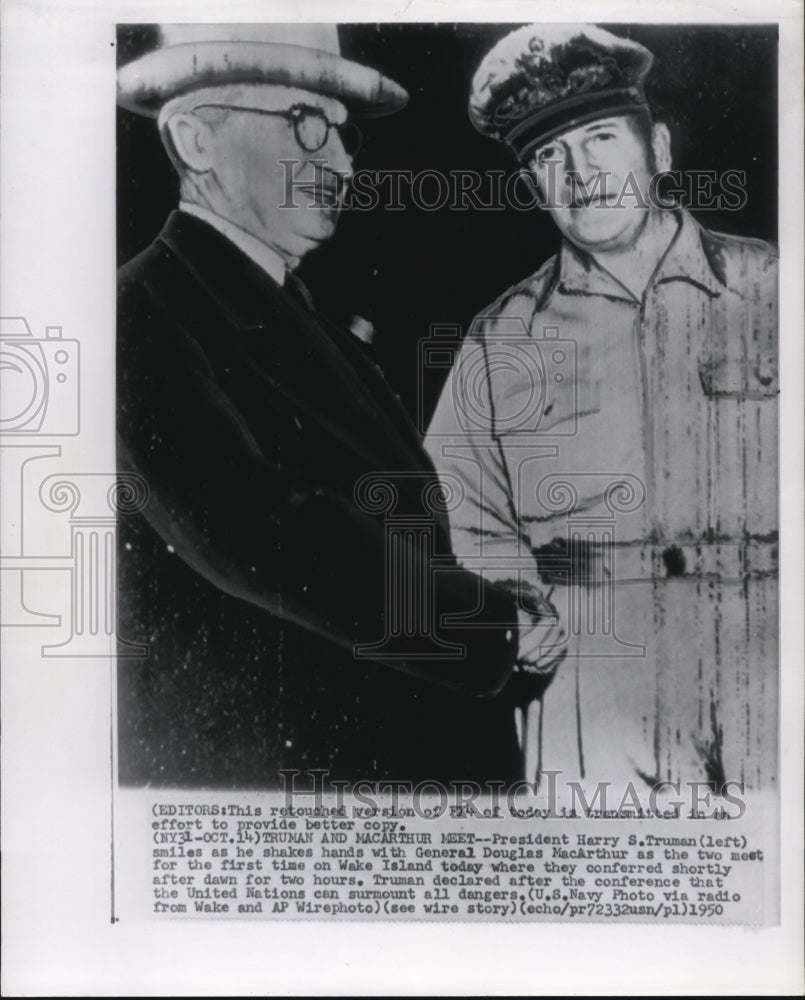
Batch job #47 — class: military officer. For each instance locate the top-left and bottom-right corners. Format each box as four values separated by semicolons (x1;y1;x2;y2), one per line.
425;24;778;797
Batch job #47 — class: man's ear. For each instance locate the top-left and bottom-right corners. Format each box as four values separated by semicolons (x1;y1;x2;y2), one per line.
164;113;216;174
651;122;672;173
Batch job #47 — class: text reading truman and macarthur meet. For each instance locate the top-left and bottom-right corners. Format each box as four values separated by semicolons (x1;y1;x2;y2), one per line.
145;801;766;923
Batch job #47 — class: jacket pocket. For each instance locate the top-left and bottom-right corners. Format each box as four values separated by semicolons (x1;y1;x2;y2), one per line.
698;349;777;399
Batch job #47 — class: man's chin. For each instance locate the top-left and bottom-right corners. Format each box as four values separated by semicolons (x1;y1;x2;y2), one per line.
308;212;340;242
564;213;644;253
286;221;339;260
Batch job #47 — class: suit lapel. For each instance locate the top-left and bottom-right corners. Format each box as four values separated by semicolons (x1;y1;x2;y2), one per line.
156;212;431;474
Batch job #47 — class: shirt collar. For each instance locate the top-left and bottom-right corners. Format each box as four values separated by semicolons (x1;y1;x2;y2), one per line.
556;208;725;303
179;201;287;287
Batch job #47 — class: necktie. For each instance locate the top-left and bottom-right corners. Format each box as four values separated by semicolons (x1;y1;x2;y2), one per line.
284;271;316;313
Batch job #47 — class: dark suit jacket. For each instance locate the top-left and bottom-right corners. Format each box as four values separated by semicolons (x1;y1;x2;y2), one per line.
117;211;522;788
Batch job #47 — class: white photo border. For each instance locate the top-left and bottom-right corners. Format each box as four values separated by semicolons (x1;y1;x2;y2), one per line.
1;1;802;995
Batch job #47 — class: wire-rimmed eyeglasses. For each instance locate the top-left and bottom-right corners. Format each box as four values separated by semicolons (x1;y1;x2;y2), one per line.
195;103;363;156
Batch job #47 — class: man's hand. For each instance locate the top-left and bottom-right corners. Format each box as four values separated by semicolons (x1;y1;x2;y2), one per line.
504;594;568;710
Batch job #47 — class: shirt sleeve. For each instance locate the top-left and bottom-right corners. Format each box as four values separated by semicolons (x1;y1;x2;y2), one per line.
423;312;547;606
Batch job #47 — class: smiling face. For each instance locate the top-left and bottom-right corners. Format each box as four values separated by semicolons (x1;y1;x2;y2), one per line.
527;114;670;253
213;98;354;263
166;91;355;268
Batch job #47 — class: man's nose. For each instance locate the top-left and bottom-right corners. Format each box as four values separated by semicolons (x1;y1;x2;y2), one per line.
325;131;355;182
562;143;595;187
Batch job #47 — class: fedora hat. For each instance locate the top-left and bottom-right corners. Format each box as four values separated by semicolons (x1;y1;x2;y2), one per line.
117;23;408;118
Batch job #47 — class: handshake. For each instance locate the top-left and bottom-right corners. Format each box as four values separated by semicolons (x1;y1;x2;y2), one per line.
502;584;569;710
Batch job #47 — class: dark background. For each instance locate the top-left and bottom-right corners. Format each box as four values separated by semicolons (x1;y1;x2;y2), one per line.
117;23;778;423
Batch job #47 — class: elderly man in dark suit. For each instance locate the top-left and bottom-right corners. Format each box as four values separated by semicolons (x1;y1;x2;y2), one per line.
116;24;560;789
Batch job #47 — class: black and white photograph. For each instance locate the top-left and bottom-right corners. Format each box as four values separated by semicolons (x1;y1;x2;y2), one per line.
1;1;803;995
116;20;778;794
